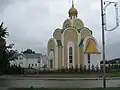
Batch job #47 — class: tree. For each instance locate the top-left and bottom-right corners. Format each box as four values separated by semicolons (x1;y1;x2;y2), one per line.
0;22;9;73
0;49;9;73
8;50;19;61
0;22;9;48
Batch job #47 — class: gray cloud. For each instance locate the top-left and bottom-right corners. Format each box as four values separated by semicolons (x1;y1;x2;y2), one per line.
0;0;120;65
0;0;12;11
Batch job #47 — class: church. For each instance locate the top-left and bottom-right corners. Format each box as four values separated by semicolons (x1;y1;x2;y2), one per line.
47;0;100;70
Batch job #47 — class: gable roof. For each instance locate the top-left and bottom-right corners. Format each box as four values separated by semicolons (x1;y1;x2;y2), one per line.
100;58;120;64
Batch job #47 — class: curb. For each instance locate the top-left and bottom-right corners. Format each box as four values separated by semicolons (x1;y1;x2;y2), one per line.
1;77;120;80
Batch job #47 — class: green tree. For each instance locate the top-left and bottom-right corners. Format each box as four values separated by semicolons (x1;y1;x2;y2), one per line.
8;50;19;61
0;22;8;47
0;22;9;73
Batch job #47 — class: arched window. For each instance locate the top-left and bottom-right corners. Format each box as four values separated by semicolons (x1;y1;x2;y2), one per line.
69;47;73;63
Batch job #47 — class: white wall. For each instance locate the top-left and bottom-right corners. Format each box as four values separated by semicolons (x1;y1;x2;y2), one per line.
9;55;26;68
84;54;101;69
26;58;41;69
9;55;44;69
42;55;48;65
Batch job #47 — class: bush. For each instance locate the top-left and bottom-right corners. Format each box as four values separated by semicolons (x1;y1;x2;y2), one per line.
4;65;25;75
83;65;87;72
91;64;95;72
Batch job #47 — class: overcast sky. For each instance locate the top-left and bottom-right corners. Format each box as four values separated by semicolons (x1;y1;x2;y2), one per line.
0;0;120;65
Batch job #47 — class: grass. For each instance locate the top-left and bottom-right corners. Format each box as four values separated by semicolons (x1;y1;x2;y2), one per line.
110;72;120;76
8;87;120;90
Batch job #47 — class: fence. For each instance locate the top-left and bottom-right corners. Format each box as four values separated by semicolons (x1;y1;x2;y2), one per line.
2;64;120;75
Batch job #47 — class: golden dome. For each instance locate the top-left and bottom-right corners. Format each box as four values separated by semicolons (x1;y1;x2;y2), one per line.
68;0;78;17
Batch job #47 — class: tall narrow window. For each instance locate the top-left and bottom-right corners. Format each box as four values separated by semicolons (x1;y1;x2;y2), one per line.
69;47;73;63
50;60;53;68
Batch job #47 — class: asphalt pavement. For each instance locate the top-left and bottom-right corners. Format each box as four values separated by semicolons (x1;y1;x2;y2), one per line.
1;74;120;90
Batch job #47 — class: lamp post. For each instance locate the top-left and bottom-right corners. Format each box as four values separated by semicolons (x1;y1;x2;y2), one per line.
101;0;106;88
101;0;119;88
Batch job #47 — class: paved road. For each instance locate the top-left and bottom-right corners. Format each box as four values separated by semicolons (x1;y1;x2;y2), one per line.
1;76;120;90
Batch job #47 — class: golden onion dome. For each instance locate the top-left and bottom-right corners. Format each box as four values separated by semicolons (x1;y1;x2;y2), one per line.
68;0;78;17
68;6;78;17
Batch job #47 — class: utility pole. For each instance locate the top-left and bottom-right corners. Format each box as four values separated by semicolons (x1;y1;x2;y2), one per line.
88;54;90;73
101;0;106;88
101;0;119;88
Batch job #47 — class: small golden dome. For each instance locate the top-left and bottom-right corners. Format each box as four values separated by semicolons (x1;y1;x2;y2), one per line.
68;6;78;17
68;0;78;17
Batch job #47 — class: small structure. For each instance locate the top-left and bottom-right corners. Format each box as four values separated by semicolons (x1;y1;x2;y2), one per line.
100;58;120;67
9;53;47;69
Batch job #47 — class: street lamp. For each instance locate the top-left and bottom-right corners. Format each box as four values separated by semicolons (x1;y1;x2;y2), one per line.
101;0;119;88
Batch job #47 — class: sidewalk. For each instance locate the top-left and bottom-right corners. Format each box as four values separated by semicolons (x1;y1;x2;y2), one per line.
0;74;101;78
1;75;120;80
0;87;8;90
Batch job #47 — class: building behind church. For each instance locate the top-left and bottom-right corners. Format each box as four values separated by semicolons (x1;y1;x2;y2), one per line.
10;52;47;69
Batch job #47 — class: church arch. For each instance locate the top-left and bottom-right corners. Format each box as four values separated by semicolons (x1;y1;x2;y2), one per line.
62;27;78;68
63;27;79;36
73;19;84;30
47;38;58;69
53;28;61;40
79;27;92;46
80;27;92;40
47;38;57;52
63;19;72;29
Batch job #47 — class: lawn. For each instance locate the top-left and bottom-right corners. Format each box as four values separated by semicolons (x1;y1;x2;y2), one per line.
8;87;120;90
